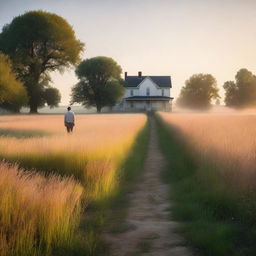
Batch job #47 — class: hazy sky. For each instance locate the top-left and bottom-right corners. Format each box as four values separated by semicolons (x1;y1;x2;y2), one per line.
1;0;256;104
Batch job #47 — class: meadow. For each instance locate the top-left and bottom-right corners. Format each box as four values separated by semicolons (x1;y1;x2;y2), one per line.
157;112;256;256
0;114;147;256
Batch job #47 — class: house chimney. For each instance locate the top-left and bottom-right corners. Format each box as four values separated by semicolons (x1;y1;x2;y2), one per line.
138;71;142;78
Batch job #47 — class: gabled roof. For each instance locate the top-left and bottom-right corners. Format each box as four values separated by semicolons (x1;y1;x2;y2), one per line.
125;76;172;88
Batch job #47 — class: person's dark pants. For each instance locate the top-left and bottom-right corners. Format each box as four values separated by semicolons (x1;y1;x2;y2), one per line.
65;122;74;133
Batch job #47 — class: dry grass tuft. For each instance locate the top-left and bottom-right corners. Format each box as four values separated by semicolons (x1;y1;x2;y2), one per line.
0;162;83;256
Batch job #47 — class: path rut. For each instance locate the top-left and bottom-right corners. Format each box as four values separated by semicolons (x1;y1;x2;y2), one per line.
103;117;193;256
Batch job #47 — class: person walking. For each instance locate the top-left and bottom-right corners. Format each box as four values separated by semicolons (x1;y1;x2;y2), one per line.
64;107;75;133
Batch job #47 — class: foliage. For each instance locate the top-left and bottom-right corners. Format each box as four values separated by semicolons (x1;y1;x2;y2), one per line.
177;73;219;109
0;10;84;113
43;87;61;108
223;69;256;108
31;75;62;109
71;56;124;112
0;53;27;111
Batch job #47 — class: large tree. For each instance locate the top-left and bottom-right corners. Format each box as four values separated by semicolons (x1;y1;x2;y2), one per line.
177;73;219;109
223;69;256;108
0;10;84;113
0;53;27;111
71;56;124;112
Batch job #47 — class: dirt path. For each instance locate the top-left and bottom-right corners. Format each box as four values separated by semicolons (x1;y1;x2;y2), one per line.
103;117;193;256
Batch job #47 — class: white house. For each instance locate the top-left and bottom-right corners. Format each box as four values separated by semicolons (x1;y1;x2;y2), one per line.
116;71;173;111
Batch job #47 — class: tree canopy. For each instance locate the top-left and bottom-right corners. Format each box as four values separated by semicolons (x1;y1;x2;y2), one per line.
0;53;27;111
0;10;84;113
43;87;61;108
177;73;219;110
223;69;256;108
71;56;124;112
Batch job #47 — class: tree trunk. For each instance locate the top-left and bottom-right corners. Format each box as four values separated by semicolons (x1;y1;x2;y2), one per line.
13;109;20;114
30;104;38;114
27;70;41;114
96;105;102;113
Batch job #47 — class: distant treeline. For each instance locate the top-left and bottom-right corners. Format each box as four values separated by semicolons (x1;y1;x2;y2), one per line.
177;69;256;110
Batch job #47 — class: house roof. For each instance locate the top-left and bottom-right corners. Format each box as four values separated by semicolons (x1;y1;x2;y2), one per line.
126;96;173;101
125;76;172;88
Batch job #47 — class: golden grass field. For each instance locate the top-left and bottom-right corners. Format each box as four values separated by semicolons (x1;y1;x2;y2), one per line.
157;111;256;255
0;113;147;256
159;112;256;191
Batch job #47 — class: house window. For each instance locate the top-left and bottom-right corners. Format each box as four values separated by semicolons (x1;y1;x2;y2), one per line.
131;102;134;108
130;89;133;96
146;87;150;96
162;89;164;96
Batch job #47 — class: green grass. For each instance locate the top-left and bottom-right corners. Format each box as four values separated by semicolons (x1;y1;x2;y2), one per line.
29;120;149;256
155;115;256;256
137;239;152;253
2;152;88;181
0;118;149;256
71;120;150;256
105;118;150;229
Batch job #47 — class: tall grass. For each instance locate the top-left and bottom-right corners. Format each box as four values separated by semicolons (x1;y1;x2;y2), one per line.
0;114;146;200
0;162;82;256
0;114;147;255
81;121;150;255
157;112;256;256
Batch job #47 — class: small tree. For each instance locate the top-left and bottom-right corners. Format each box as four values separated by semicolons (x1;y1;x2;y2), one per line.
223;81;238;107
223;69;256;108
71;56;124;112
43;87;61;108
177;73;219;109
0;10;84;113
0;53;27;111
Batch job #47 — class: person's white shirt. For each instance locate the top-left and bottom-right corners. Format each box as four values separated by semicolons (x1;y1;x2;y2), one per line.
64;111;75;123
